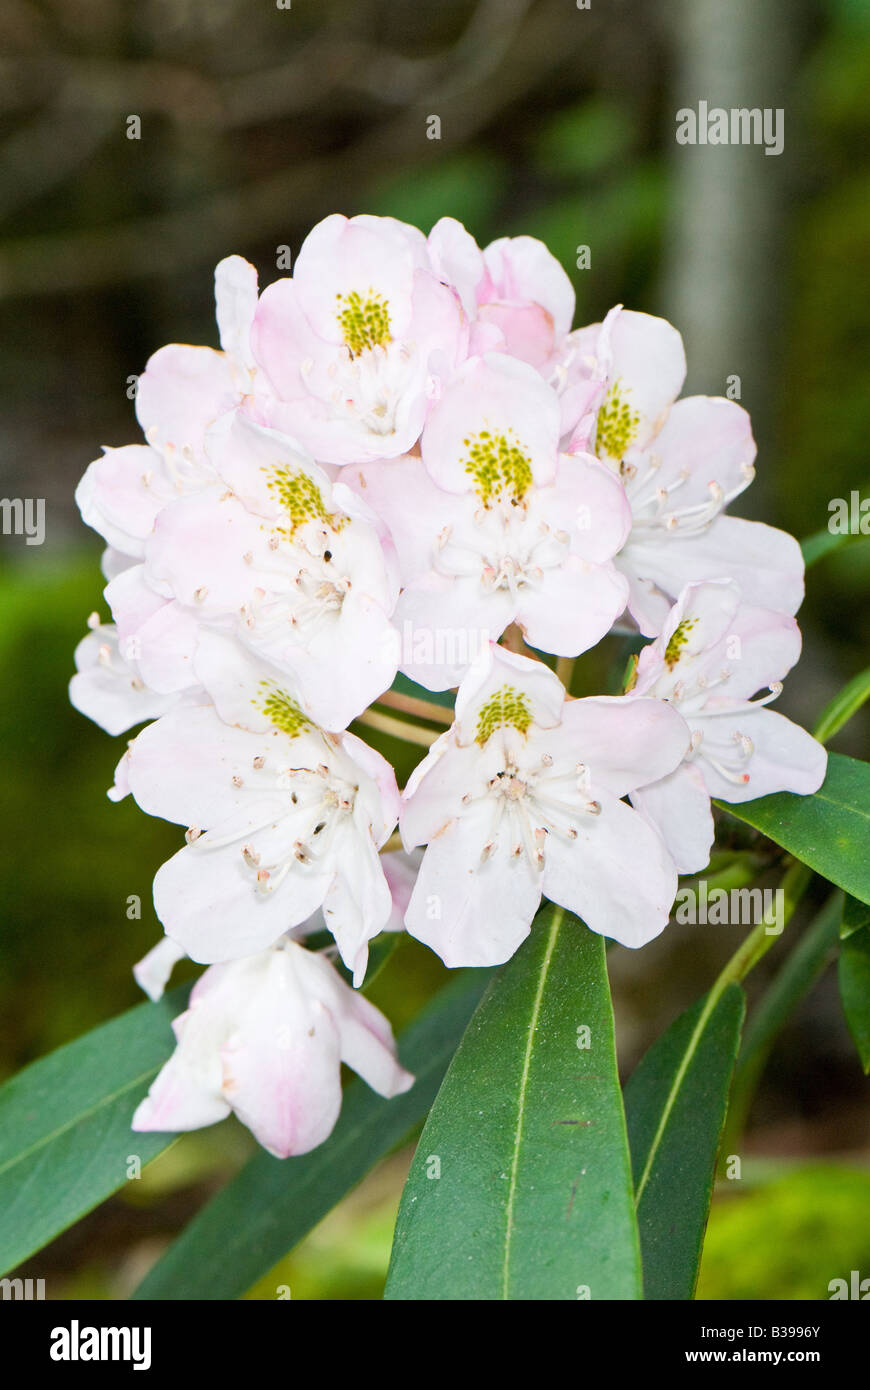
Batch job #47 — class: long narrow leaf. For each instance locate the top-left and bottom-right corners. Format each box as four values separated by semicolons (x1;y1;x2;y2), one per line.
726;892;842;1144
814;668;870;744
385;904;642;1301
0;985;189;1275
839;925;870;1074
715;753;870;906
625;983;745;1300
842;893;870;940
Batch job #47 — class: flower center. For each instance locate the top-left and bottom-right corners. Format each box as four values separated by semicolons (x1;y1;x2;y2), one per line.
595;381;640;461
462;430;533;507
336;290;393;356
664;617;698;669
435;505;569;597
476;751;602;871
239;534;351;646
267;465;345;539
475;685;533;744
255;682;311;735
247;764;357;894
307;334;418;439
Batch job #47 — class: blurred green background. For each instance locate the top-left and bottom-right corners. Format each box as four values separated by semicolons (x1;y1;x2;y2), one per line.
1;0;869;1299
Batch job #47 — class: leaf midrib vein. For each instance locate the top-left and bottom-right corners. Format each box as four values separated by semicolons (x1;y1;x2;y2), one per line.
0;1065;161;1182
501;905;563;1300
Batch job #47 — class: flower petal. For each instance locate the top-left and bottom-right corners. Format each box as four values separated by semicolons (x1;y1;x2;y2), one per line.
542;791;677;948
629;762;715;874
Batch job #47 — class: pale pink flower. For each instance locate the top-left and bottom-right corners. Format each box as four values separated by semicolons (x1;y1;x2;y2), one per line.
628;580;828;872
103;561;202;699
132;848;419;1004
400;644;688;966
132;937;413;1158
125;691;400;985
135;254;259;469
137;411;400;729
571;306;804;634
133;936;188;1002
349;353;630;689
75;257;259;559
70;613;176;736
250;214;466;464
427;220;603;439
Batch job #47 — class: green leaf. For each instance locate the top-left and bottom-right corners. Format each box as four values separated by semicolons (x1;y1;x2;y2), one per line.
715;753;870;906
842;893;870;940
132;968;493;1300
0;985;190;1276
385;904;642;1301
838;924;870;1073
625;983;745;1300
801;491;870;569
813;666;870;744
726;893;842;1145
800;527;855;568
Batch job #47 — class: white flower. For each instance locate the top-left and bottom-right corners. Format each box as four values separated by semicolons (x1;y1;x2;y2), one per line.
69;613;176;736
350;354;630;689
573;306;804;634
75;257;261;561
138;411;400;729
132;937;413;1158
628;580;828;871
125;687;400;986
400;643;688;965
251;215;465;463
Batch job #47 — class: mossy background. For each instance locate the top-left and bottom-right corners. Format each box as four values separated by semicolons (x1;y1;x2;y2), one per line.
1;0;868;1298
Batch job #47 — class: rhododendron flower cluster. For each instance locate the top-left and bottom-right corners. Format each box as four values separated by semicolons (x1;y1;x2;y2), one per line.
72;214;826;1159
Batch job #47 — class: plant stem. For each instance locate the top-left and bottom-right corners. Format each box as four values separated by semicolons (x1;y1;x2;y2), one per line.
634;859;812;1207
377;688;454;726
712;860;813;989
356;707;440;749
722;888;842;1152
500;623;526;655
555;656;575;691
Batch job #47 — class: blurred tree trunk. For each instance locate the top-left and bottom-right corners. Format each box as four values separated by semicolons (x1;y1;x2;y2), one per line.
660;0;801;512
